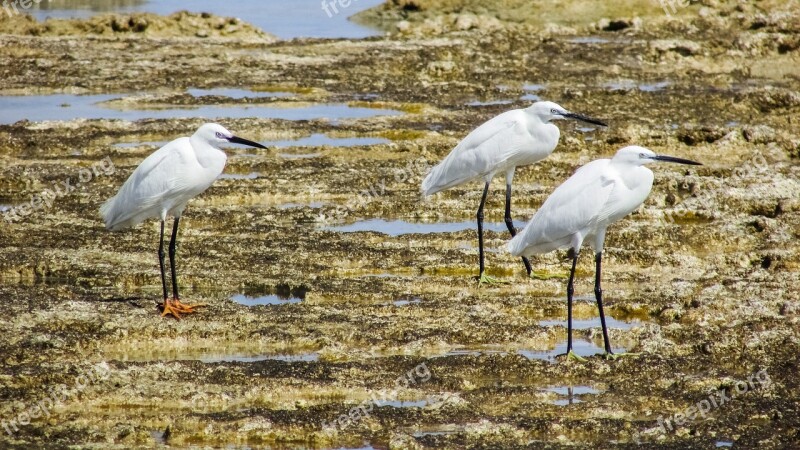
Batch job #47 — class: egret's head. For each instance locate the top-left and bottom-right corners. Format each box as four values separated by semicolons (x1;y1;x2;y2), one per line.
195;123;267;149
612;145;702;166
527;101;608;127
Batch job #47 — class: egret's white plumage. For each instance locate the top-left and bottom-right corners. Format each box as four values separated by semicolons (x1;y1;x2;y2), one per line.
421;100;607;282
422;102;581;196
101;123;237;230
509;146;660;257
509;145;701;359
422;106;559;196
101;123;266;319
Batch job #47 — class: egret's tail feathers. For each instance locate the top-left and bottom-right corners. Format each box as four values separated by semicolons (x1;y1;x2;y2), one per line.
99;196;117;229
507;233;526;257
100;195;139;231
421;162;467;197
421;170;441;197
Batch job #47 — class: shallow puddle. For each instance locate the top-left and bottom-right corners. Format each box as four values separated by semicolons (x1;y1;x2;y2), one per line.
603;80;671;92
518;339;628;361
322;219;526;237
538;316;643;331
278;152;323;159
266;133;391;148
444;347;507;357
567;36;612;44
27;0;386;40
187;87;293;99
278;201;326;210
0;94;402;124
149;429;167;445
545;385;602;406
200;352;319;363
467;99;514;107
382;399;431;408
456;242;503;254
231;293;304;306
437;339;629;361
520;93;541;101
545;385;601;396
521;83;545;101
112;350;319;363
393;297;423;307
360;273;400;279
112;140;168;149
412;425;463;438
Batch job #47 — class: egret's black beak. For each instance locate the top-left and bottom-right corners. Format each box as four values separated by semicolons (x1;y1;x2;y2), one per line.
228;135;267;149
563;112;608;127
653;155;702;166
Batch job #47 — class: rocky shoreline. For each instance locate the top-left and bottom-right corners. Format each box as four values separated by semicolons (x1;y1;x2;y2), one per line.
0;0;798;448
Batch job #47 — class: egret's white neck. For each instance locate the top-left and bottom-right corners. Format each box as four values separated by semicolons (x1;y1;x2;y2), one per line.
190;136;228;171
524;110;560;150
612;161;654;190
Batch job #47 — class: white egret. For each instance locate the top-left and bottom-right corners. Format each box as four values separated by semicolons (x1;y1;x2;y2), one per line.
509;145;701;359
100;123;267;319
421;101;607;284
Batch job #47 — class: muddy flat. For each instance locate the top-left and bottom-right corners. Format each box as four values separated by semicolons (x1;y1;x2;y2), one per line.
0;0;798;448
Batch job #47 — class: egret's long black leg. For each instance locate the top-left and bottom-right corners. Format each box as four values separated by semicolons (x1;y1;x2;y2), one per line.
476;181;490;277
169;217;180;300
594;252;613;354
504;183;532;276
163;216;206;317
158;220;168;301
566;253;579;353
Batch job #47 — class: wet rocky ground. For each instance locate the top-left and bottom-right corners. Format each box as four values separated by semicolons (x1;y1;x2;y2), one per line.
0;0;799;448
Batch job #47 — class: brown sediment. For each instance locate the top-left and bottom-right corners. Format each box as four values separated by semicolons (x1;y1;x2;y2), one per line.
0;0;799;448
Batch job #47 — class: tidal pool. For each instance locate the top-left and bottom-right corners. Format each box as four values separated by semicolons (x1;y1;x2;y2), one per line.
187;87;293;99
322;219;526;237
603;80;671;92
265;133;391;148
519;339;629;361
546;385;602;406
538;316;643;330
27;0;386;40
111;350;320;363
231;293;304;306
0;94;402;125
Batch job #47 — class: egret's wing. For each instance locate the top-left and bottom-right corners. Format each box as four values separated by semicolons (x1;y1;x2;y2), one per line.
422;110;535;195
509;160;615;255
101;138;196;229
594;169;654;226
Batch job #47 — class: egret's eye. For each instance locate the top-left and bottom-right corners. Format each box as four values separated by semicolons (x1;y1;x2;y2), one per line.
551;108;558;114
639;153;646;158
215;132;226;139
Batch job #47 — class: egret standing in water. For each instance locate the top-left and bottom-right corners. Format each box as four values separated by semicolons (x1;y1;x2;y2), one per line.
508;146;701;359
100;123;267;319
421;101;607;284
